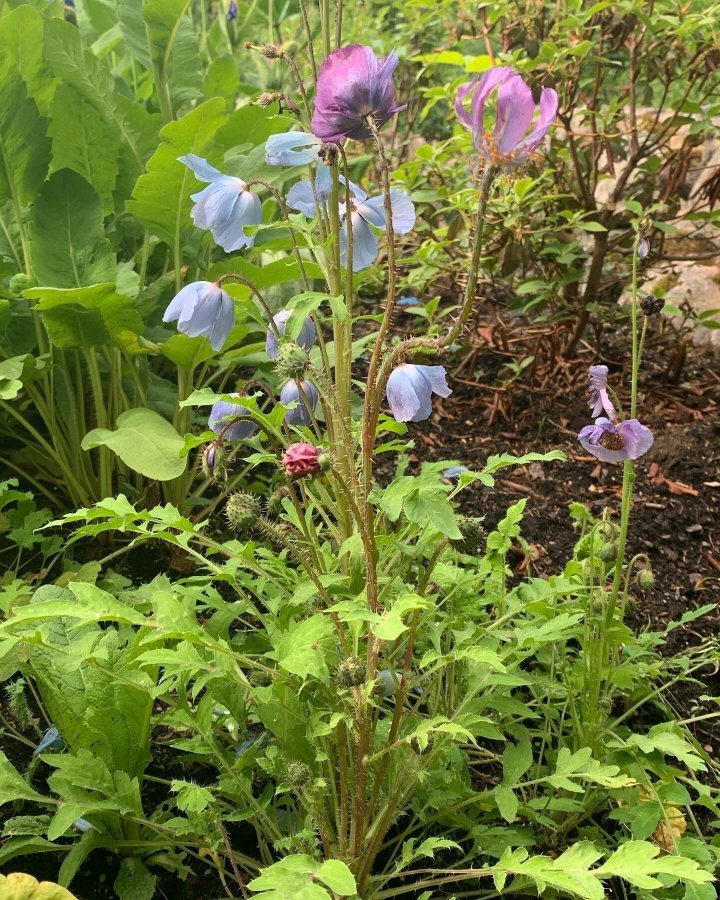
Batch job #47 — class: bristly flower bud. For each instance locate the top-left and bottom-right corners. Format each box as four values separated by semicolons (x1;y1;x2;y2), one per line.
640;294;665;317
260;42;281;58
287;761;312;791
637;566;655;591
257;91;281;107
410;734;434;756
200;441;227;482
274;342;310;381
282;442;325;479
335;657;366;688
267;485;292;517
226;492;262;533
451;516;486;554
598;541;618;563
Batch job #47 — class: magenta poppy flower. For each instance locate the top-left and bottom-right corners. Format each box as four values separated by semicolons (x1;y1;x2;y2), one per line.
311;44;405;142
455;67;557;169
578;417;653;463
386;364;451;423
588;365;616;419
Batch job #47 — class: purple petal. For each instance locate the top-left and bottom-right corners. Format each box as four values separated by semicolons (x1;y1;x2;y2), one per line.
617;419;654;460
494;74;535;156
517;87;558;157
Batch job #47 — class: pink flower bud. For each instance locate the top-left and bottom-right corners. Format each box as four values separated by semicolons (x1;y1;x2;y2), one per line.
282;442;322;478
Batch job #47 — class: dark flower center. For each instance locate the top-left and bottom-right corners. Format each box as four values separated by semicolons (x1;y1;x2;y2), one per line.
599;431;625;451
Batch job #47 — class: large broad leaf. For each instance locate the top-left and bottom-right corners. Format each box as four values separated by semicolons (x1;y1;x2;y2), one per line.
48;84;121;213
127;98;227;247
28;171;116;288
0;59;51;209
0;6;54;113
25;284;143;350
0;873;78;900
81;408;186;481
0;752;46;804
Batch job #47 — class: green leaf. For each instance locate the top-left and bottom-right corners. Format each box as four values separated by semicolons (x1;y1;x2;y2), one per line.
81;408;186;481
26;284;143;350
0;873;79;900
0;752;47;805
28;171;116;288
127;98;227;247
622;724;706;771
495;784;519;823
248;855;357;900
48;84;121;214
270;614;335;681
596;841;714;890
502;739;533;786
114;858;157;900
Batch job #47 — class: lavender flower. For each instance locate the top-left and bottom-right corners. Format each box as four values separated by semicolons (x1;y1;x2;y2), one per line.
266;309;317;359
209;394;257;441
311;44;405;142
287;173;415;271
455;67;557;170
226;0;238;20
578;417;653;463
588;365;616;419
266;132;322;166
386;364;451;423
280;379;320;426
163;281;234;351
179;154;262;251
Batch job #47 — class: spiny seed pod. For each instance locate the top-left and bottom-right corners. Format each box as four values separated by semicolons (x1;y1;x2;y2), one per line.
640;295;665;317
226;492;262;532
598;542;618;563
410;734;434;756
637;567;655;591
260;42;281;58
9;273;36;295
287;761;312;791
335;657;366;688
257;91;281;107
600;520;618;541
452;516;486;554
267;485;292;517
275;342;310;381
200;441;227;481
591;590;607;613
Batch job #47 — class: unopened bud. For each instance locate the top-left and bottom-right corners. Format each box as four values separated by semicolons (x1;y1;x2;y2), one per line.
451;516;486;554
640;295;665;317
267;485;292;517
200;441;227;481
282;442;322;479
598;542;618;563
335;657;366;688
9;273;36;295
287;761;312;791
637;567;655;591
226;492;262;532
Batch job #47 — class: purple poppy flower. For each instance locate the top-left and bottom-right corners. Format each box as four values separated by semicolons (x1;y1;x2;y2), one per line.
588;365;616;420
163;281;234;351
266;309;317;359
280;379;320;426
179;154;262;251
456;67;557;170
287;172;415;271
266;132;323;166
578;417;653;463
386;364;452;423
208;394;257;441
311;44;406;143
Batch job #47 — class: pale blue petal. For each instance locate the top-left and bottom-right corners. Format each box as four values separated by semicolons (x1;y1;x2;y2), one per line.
207;292;235;350
418;365;451;398
265;132;322;166
191;183;241;230
341;213;378;271
386;367;423;422
287;179;319;217
212;191;263;251
163;282;203;323
358;190;415;233
179;153;236;185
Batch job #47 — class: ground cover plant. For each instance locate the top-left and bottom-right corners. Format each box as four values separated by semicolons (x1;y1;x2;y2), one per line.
1;1;719;899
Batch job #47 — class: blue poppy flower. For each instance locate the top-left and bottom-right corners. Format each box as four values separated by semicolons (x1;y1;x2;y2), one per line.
179;154;262;252
265;131;323;166
208;394;257;441
73;818;99;833
33;726;63;756
280;379;320;426
442;465;469;480
163;281;234;351
386;364;451;423
266;309;317;359
226;0;238;20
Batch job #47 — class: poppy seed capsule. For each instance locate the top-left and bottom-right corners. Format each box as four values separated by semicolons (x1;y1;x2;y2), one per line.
452;516;486;554
335;656;366;688
267;485;292;517
287;761;312;790
274;342;311;380
640;295;665;317
226;492;262;532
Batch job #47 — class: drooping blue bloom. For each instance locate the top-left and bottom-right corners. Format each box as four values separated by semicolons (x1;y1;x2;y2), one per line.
386;364;451;423
73;818;99;833
287;173;415;272
578;417;653;464
163;281;234;351
235;730;271;758
280;379;320;426
208;394;257;441
266;132;323;166
33;726;63;756
443;465;469;480
226;0;238;20
266;309;317;359
397;295;421;307
179;154;262;252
